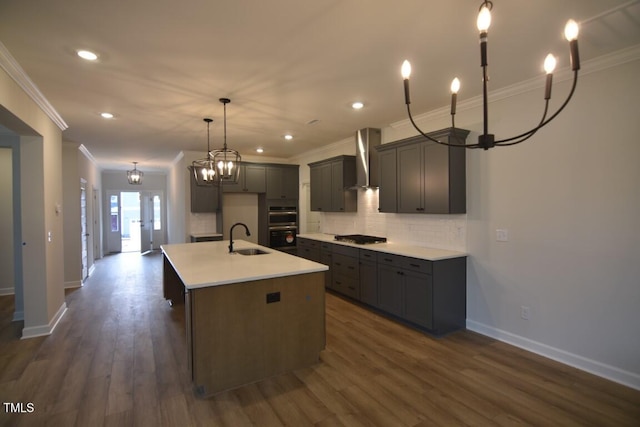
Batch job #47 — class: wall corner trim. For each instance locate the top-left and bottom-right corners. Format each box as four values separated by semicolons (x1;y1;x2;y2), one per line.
0;41;68;131
21;302;68;339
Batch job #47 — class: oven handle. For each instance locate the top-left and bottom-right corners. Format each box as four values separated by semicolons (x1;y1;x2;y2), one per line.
268;225;298;231
268;211;297;216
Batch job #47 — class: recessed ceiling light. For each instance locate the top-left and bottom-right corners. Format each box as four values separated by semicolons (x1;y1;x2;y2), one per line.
100;112;114;119
352;101;364;110
256;148;264;153
284;134;293;141
77;50;98;61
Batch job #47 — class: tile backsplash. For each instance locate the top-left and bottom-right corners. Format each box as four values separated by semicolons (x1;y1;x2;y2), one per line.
319;189;466;252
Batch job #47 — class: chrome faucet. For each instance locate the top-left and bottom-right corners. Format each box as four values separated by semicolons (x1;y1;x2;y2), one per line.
229;222;251;253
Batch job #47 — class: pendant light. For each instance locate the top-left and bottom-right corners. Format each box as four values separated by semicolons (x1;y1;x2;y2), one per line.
213;98;241;184
191;118;217;186
127;162;143;185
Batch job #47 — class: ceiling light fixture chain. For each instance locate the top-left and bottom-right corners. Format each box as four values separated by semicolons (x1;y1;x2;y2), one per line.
401;0;580;150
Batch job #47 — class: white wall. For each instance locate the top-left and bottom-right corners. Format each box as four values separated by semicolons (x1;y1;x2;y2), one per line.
463;53;640;389
0;60;66;337
0;146;14;295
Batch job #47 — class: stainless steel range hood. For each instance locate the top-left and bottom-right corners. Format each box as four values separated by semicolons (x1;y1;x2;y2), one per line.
355;128;381;188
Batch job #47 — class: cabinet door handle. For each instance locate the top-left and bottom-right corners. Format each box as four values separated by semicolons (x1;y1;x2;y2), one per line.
347;266;355;270
384;258;393;263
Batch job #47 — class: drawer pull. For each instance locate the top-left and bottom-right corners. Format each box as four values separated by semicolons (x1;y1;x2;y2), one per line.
384;258;393;262
347;266;355;270
409;263;420;268
335;262;342;266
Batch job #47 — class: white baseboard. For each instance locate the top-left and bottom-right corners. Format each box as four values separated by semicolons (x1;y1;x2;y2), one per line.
0;287;14;296
13;310;24;321
65;280;82;289
466;320;640;391
21;302;68;339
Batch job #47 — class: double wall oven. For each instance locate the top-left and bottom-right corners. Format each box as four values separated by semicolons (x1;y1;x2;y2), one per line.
268;206;297;252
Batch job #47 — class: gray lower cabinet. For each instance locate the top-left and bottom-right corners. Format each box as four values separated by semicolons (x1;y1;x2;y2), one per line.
359;249;378;307
297;238;466;335
320;242;333;290
331;245;359;299
297;237;320;262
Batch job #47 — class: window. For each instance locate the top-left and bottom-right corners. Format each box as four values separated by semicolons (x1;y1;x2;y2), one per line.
153;195;161;230
110;195;119;232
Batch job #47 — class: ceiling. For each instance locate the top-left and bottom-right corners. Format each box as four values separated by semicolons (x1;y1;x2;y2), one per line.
1;0;639;172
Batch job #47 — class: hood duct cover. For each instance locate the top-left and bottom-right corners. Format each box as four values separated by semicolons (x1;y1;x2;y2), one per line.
355;128;382;188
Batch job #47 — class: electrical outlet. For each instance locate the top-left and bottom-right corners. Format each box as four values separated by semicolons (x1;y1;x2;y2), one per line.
496;229;509;242
521;305;531;320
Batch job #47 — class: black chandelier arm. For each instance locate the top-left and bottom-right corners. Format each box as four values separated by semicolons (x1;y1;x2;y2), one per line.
494;99;550;147
494;70;579;145
406;104;480;149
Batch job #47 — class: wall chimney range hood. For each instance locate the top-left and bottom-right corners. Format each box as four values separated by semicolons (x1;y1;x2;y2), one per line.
355;128;381;188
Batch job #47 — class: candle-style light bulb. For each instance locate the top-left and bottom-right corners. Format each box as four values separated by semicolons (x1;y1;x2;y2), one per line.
401;60;412;79
543;54;556;100
450;77;460;116
564;19;579;41
544;54;556;74
450;77;461;94
401;60;412;105
477;5;492;33
564;19;581;71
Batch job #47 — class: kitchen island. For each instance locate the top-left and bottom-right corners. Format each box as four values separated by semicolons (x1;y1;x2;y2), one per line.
162;240;328;397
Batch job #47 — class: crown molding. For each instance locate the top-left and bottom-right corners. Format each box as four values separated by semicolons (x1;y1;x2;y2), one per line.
390;43;640;130
0;41;68;131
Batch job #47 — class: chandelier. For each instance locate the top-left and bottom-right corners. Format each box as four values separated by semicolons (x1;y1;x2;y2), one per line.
401;1;580;150
127;162;143;185
191;98;241;185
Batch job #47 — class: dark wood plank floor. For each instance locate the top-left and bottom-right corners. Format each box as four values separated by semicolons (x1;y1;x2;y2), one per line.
1;252;638;426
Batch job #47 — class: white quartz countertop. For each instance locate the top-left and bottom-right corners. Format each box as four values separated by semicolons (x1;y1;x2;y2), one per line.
297;233;467;261
162;240;328;290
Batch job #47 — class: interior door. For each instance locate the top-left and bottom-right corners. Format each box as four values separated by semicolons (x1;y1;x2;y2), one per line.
150;191;165;250
140;193;152;253
80;182;88;279
140;191;165;253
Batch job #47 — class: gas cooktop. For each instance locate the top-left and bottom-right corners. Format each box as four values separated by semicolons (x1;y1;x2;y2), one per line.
334;234;387;245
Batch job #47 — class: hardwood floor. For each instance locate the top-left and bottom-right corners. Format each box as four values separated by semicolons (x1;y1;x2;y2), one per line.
1;252;638;426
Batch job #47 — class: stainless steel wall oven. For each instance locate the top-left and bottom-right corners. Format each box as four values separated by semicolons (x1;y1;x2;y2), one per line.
268;206;297;251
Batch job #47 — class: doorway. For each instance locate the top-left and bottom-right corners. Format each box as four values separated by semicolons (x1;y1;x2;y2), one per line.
106;190;165;254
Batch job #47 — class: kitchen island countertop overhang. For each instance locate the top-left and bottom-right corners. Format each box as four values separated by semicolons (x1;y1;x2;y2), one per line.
161;239;328;289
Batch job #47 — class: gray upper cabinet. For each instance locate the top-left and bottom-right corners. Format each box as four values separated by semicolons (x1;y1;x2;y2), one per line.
266;165;299;200
376;127;469;214
309;155;357;212
377;148;397;213
222;163;266;193
188;167;220;213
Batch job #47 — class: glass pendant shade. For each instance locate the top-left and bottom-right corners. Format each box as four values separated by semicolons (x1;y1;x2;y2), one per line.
127;162;143;185
216;98;241;185
192;118;217;186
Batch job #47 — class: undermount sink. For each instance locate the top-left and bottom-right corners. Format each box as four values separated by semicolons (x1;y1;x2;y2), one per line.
234;248;270;256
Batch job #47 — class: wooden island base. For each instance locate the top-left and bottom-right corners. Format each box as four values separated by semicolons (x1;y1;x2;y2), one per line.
186;271;325;397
